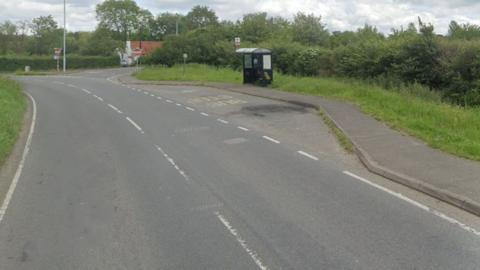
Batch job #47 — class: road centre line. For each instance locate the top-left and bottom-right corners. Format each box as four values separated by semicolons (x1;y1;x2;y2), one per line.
343;171;480;237
215;212;269;270
125;117;144;134
166;99;173;103
297;151;319;161
143;91;149;95
262;136;280;144
0;93;37;223
201;112;209;116
238;126;249;131
157;96;162;100
217;119;229;124
107;104;122;114
186;107;195;111
92;95;104;102
81;88;91;94
155;145;190;182
176;103;182;106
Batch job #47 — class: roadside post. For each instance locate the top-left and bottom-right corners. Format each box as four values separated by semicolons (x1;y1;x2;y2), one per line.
234;37;241;50
54;48;62;72
182;53;188;77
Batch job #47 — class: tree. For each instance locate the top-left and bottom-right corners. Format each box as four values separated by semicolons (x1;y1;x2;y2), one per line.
29;15;62;55
448;20;480;40
80;27;123;56
153;13;185;40
0;21;17;54
185;5;218;30
291;13;329;46
239;12;272;43
96;0;152;42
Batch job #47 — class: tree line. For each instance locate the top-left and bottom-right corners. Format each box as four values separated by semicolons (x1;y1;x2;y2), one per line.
2;0;480;105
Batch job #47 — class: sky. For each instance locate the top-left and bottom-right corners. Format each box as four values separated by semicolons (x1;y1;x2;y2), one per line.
1;0;480;34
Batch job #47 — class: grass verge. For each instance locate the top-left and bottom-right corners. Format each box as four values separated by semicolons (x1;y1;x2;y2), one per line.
318;109;354;153
137;64;480;161
0;76;27;166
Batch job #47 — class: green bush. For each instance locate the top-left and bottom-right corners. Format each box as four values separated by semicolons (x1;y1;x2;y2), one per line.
0;55;118;72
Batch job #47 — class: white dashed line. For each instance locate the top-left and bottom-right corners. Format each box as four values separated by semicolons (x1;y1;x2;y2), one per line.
342;171;480;237
108;104;122;114
81;88;91;94
237;126;249;131
297;150;319;161
150;94;155;97
262;136;280;144
0;93;37;224
215;212;269;270
157;96;162;100
217;119;229;124
143;91;149;95
176;103;182;106
186;107;195;111
93;95;104;102
166;99;173;103
67;84;75;87
155;145;190;182
125;117;144;134
200;112;209;116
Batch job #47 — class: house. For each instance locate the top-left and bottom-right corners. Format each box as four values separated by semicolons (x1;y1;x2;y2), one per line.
130;41;163;56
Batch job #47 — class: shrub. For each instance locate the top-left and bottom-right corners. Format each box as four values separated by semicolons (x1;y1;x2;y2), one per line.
0;55;118;72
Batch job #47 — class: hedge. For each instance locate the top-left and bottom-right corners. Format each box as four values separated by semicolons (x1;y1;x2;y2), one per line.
0;55;118;72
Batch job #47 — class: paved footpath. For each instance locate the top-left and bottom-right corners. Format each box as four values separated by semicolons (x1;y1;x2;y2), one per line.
121;75;480;216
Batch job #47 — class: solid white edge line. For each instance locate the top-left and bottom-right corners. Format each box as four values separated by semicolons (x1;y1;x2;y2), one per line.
262;136;280;144
0;93;37;223
217;119;229;124
342;171;480;236
125;117;144;134
297;150;319;161
215;212;269;270
238;126;249;131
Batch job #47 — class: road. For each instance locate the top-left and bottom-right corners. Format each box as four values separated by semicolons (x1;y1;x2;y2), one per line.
0;68;479;269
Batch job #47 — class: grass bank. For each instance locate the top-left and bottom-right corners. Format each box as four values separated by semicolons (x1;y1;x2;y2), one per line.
0;76;26;166
137;64;480;161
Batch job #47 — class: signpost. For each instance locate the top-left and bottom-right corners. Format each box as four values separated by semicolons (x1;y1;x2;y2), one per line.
54;48;62;72
182;53;188;77
133;48;143;72
234;37;241;50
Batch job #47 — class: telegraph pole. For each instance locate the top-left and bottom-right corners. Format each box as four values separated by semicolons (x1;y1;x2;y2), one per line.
63;0;66;72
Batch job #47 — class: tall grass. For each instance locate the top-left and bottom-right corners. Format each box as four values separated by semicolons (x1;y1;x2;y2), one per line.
0;76;26;166
137;64;480;161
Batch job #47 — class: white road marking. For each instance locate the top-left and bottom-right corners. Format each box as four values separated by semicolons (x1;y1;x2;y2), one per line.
157;96;162;100
93;95;104;102
215;212;269;270
67;84;75;87
0;93;37;223
343;171;480;237
81;88;91;94
217;119;229;124
53;81;64;85
237;126;249;131
262;136;280;144
143;91;149;95
107;104;122;114
150;94;155;97
297;150;319;161
155;145;190;182
176;103;182;106
166;99;173;103
186;106;195;111
125;117;144;134
200;112;209;116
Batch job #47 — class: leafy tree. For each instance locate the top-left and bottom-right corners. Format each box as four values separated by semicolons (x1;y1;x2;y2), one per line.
0;21;17;54
448;21;480;40
80;27;123;56
291;12;329;46
29;15;63;55
239;12;272;43
185;5;218;30
153;13;185;40
96;0;152;41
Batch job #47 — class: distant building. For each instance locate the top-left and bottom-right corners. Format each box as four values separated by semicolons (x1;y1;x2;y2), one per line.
130;41;163;56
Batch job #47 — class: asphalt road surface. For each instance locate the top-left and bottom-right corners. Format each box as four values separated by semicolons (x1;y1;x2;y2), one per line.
1;69;479;270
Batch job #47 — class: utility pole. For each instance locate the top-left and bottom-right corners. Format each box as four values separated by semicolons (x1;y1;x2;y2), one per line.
63;0;66;72
175;18;179;36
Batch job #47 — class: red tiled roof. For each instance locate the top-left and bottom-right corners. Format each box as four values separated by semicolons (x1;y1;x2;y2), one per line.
130;41;163;55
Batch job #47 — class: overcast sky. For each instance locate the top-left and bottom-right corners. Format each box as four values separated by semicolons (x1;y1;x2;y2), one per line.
1;0;480;34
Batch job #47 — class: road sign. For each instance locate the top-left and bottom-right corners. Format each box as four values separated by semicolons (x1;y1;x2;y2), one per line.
183;53;188;59
54;48;62;72
133;48;144;57
234;37;241;48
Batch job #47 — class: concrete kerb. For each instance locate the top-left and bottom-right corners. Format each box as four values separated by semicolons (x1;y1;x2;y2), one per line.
117;76;480;217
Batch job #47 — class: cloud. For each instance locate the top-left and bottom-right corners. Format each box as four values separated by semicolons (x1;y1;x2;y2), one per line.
1;0;480;34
